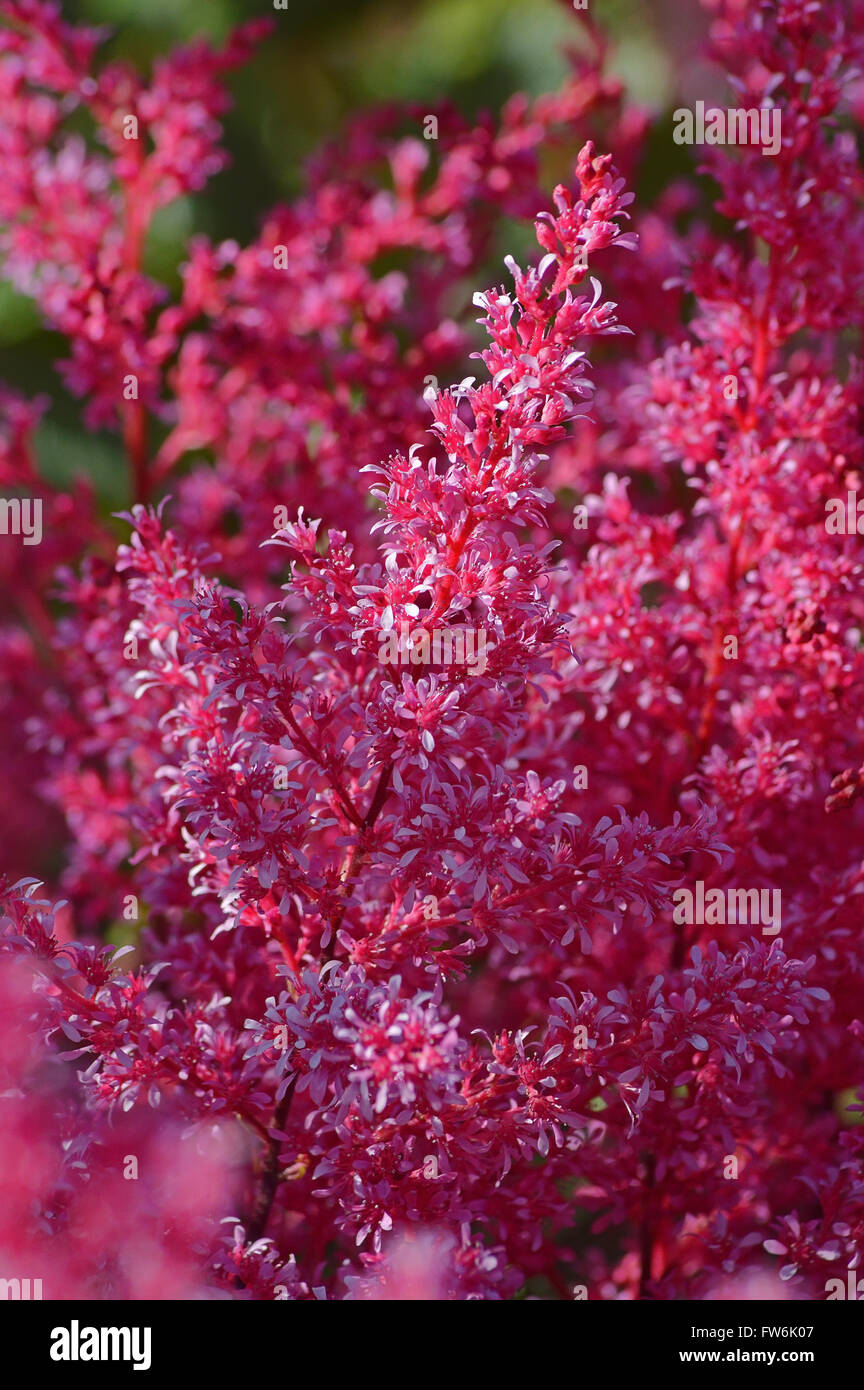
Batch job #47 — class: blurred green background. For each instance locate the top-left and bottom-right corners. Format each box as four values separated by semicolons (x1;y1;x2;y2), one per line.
0;0;676;504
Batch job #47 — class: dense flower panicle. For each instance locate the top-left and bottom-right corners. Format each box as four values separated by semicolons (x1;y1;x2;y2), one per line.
1;0;864;1300
0;880;250;1299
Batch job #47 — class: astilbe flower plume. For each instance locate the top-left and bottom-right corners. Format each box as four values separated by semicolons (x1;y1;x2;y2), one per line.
1;0;863;1301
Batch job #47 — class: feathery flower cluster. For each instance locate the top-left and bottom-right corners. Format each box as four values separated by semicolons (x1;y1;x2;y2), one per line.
1;0;863;1301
